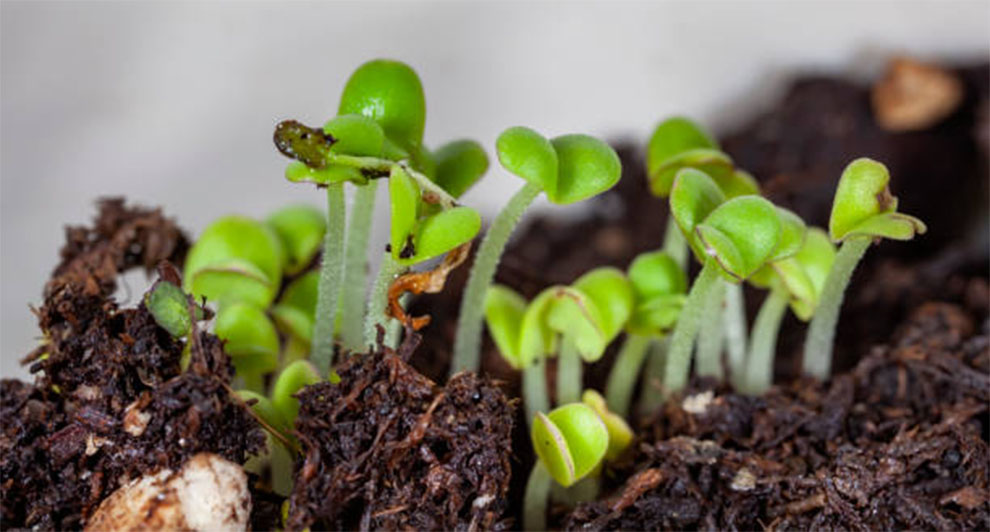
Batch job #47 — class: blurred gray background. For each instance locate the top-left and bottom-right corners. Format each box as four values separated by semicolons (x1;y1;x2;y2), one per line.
2;1;988;380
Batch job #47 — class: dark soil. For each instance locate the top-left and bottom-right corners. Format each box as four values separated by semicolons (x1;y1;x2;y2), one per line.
567;302;989;530
287;332;516;531
1;199;264;530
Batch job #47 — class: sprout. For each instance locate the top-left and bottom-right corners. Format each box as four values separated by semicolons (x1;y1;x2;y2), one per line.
183;216;284;308
662;169;783;396
581;390;633;461
144;279;205;338
214;302;280;392
270;271;319;363
605;251;687;417
265;205;327;276
803;158;925;379
452;127;622;375
739;227;834;395
271;360;321;427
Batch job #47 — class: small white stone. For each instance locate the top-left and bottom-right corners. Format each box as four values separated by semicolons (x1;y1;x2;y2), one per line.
681;390;714;415
730;467;756;492
122;401;151;437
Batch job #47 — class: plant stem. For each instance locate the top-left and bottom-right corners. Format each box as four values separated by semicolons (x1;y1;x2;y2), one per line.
282;336;309;368
363;253;406;349
311;183;346;377
523;358;549;428
662;215;689;270
802;237;871;379
723;282;748;387
556;338;582;404
338;181;379;352
663;258;722;396
523;462;553;532
695;280;726;379
451;182;542;375
605;334;652;418
638;337;668;415
741;286;788;395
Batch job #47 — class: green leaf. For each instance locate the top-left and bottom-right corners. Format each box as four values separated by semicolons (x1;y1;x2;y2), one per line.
184;216;284;307
145;281;199;337
337;59;426;152
770;207;807;262
323;114;386;157
540;403;609;486
581;390;633;461
496;126;558;193
669;168;727;259
265;205;326;275
570;268;634;346
531;411;577;487
389;165;420;260
548;134;622;205
646;117;728;197
432;140;489;198
484;285;527;369
236;390;291;436
627;251;687;301
829;157;926;241
518;288;562;367
272;360;321;427
188;258;276;309
545;287;607;362
284;161;367;186
773;228;836;321
270;271;318;344
400;206;481;265
626;294;686;336
719;169;761;199
695;196;782;281
215;303;279;375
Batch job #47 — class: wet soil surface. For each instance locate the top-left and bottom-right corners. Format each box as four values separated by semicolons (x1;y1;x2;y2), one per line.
567;302;989;529
287;333;515;531
1;199;264;530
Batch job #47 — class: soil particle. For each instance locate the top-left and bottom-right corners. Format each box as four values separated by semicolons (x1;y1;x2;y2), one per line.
1;199;263;530
286;334;516;531
565;302;989;530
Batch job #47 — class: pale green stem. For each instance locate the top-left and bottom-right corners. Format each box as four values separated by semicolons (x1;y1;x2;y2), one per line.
741;286;788;395
523;462;553;532
451;182;542;374
556;338;582;405
363;253;406;349
662;215;689;270
638;337;668;415
663;258;722;396
523;358;550;429
724;282;748;387
311;183;346;377
605;334;652;418
338;181;379;352
695;280;726;379
802;237;871;379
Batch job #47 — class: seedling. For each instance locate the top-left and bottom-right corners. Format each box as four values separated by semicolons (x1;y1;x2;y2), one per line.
803;158;925;378
214;302;280;392
452;127;622;375
739;227;834;395
265;205;326;276
605;251;687;417
662;169;783;396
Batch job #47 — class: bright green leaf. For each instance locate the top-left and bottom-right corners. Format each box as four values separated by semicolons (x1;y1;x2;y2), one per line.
571;268;634;345
531;411;577;487
627;251;687;301
270;271;319;344
770;207;807;262
829;158;926;242
695;196;782;281
484;285;527;369
389;165;420;260
518;288;561;367
265;205;326;275
496;126;558;193
546;403;609;484
145;281;198;337
323;114;386;157
337;59;426;151
215;302;280;375
401;206;481;265
669;168;727;259
188;258;276;309
284;161;367;186
548;134;621;205
581;390;633;461
432;139;489;198
646;117;730;197
545;287;607;362
272;360;321;427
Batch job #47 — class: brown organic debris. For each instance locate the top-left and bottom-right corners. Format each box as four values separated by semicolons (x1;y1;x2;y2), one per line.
387;241;471;331
872;57;964;132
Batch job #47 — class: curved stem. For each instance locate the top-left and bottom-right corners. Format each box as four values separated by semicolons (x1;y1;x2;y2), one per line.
662;215;689;271
605;334;652;418
451;182;542;374
363;253;407;349
695;280;726;379
523;358;549;429
523;462;553;532
663;258;721;396
556;337;582;405
723;282;748;387
338;181;379;352
741;286;789;395
638;337;668;415
311;183;346;377
802;237;871;379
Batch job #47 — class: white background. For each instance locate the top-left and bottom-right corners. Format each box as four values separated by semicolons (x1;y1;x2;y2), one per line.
2;1;988;379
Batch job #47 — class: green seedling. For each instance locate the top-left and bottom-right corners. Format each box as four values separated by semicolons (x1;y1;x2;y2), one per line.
271;359;322;428
265;205;326;276
270;271;319;362
581;390;633;461
214;302;280;392
183;216;284;309
803;158;925;379
145;280;205;338
452;127;622;375
605;251;687;417
663;169;783;396
739;227;834;395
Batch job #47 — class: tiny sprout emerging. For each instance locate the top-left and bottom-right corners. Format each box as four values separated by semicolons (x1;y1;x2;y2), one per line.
646;117;732;198
271;360;321;427
581;390;633;461
804;158;926;379
265;205;326;275
183;216;284;308
531;403;609;487
270;270;319;346
145;280;204;338
214;303;280;376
